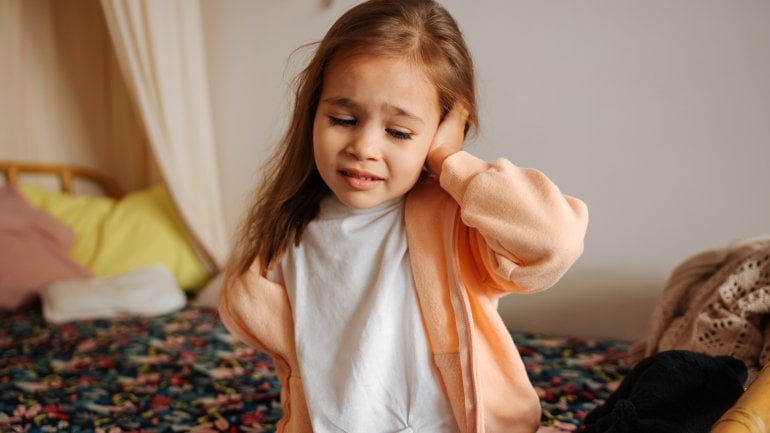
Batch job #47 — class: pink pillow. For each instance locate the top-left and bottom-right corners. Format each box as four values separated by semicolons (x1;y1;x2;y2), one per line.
0;184;92;310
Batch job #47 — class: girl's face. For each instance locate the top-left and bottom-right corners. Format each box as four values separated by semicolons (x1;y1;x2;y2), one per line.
313;54;442;209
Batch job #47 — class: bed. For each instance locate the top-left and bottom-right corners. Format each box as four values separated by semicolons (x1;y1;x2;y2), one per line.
0;162;766;433
0;307;628;432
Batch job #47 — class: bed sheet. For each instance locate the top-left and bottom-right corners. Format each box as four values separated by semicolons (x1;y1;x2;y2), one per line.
0;307;629;432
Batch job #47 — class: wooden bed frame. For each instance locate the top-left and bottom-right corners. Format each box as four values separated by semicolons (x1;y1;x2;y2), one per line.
712;362;770;432
0;161;122;198
1;161;767;432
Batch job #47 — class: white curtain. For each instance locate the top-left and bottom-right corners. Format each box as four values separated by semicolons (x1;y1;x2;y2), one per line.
100;0;228;270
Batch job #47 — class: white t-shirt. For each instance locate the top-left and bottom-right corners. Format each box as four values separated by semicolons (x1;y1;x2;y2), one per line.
281;195;458;433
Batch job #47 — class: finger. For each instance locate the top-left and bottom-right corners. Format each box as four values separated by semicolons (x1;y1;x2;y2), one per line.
434;104;469;149
427;104;470;174
445;103;470;126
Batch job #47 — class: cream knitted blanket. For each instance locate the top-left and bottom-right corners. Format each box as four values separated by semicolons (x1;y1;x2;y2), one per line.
631;236;770;382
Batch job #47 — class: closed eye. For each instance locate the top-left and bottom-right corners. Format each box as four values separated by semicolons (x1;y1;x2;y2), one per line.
329;116;356;127
387;129;412;140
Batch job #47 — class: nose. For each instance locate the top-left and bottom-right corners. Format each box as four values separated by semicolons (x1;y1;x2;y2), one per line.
345;124;381;161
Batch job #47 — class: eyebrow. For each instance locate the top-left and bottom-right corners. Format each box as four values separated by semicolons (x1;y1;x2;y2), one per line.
320;97;425;126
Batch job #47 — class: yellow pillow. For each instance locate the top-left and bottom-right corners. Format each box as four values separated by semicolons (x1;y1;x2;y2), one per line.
20;184;115;266
20;184;208;293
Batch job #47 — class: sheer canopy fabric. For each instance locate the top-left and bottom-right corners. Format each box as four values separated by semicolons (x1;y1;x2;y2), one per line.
100;0;228;269
1;0;228;272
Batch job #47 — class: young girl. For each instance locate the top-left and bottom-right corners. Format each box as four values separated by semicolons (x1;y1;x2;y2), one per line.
219;1;588;432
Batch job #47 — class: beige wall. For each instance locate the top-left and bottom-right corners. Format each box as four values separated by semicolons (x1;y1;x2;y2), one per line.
0;0;152;192
201;0;770;340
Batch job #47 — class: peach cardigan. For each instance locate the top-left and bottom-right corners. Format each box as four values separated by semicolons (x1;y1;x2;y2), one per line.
219;151;589;433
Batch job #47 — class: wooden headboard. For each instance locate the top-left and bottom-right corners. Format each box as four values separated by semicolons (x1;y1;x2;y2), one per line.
0;161;122;199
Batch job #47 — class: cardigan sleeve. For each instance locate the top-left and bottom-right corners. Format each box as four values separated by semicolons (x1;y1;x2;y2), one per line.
218;261;298;362
439;151;588;294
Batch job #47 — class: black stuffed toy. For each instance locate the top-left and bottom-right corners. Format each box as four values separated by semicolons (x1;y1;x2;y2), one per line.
582;350;747;433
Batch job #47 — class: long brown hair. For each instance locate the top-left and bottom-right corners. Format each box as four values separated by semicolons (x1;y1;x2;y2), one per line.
229;0;478;276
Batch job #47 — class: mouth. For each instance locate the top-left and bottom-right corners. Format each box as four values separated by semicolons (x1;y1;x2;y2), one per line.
339;168;383;190
339;169;383;181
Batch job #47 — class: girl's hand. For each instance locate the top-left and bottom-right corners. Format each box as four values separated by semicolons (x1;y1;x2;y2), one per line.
426;104;470;176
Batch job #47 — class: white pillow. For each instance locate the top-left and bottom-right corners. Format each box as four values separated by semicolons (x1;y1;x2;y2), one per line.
41;264;186;323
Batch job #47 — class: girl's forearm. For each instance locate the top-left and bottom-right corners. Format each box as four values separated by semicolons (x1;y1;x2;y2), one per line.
440;151;589;293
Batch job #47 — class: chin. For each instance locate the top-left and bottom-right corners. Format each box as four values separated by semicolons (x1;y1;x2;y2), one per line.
334;192;385;210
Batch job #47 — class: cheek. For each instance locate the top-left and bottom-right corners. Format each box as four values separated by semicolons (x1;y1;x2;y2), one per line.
415;127;438;163
396;140;433;181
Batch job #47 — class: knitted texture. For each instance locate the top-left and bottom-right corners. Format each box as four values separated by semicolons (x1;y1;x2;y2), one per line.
632;237;770;382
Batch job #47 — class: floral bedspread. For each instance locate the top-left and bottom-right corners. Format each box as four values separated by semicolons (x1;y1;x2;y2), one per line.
0;307;629;432
520;333;629;432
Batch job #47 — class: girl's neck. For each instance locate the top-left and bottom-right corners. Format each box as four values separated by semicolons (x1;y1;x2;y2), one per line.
319;194;405;219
